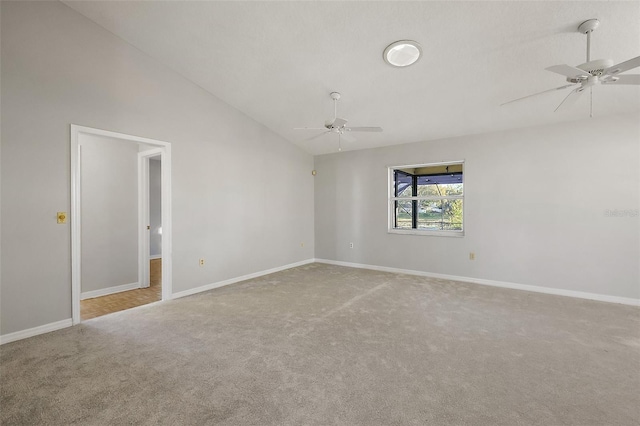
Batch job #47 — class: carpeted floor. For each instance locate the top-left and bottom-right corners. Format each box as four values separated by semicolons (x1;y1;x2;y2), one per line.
1;263;639;425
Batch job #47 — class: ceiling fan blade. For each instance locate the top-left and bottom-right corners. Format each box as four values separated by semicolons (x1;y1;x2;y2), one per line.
501;84;576;106
330;118;348;128
554;87;585;112
602;74;640;85
545;64;590;79
304;131;330;141
345;126;383;132
294;127;326;130
605;56;640;76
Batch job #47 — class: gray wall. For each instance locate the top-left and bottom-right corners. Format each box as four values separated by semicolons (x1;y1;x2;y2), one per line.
1;1;314;335
149;158;162;257
81;134;139;293
315;114;640;300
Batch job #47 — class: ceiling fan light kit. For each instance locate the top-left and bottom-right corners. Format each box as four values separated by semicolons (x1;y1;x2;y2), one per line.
502;19;640;117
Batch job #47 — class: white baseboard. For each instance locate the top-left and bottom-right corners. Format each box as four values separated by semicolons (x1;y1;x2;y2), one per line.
314;259;640;306
5;258;633;346
2;260;313;345
150;255;162;260
81;282;139;300
0;319;73;345
172;258;315;299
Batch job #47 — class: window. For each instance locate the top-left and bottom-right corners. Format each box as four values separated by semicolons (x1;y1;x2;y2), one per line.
388;162;464;236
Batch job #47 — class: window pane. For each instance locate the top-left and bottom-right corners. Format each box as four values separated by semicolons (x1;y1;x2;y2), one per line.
394;172;413;197
397;185;413;197
443;183;463;196
395;200;413;229
416;176;463;196
416;183;441;197
417;199;463;231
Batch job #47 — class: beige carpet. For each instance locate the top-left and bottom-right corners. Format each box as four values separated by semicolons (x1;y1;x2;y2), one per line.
1;263;639;425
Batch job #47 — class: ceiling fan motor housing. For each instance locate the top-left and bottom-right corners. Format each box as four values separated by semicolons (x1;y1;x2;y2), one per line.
566;59;614;82
577;59;614;75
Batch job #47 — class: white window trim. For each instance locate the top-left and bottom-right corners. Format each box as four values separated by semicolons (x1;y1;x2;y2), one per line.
387;160;465;237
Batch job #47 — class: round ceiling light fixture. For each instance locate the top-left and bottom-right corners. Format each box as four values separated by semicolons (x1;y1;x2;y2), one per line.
383;40;422;67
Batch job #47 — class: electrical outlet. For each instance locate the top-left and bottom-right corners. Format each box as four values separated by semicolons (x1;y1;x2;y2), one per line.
469;252;475;260
349;242;354;249
199;258;205;267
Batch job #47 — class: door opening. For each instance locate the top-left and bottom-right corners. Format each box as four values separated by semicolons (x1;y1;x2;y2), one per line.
71;125;172;324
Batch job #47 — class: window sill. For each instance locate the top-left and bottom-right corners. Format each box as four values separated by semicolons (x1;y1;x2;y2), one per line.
388;229;465;238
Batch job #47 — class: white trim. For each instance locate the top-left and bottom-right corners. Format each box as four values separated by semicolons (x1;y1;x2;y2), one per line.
72;125;173;147
80;282;139;300
0;319;73;345
150;255;162;260
387;160;465;170
2;259;313;344
160;143;173;302
5;258;634;345
70;125;173;325
314;259;640;306
391;195;464;201
138;151;149;288
138;148;162;289
388;229;464;237
172;259;315;299
70;128;82;324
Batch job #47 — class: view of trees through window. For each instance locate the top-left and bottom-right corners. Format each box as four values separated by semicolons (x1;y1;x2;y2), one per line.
391;163;463;232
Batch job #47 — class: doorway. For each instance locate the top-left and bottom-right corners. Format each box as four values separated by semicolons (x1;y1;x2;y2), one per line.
70;125;172;324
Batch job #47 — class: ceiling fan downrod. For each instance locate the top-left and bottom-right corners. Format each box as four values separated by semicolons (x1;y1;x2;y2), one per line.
578;19;599;63
578;19;600;118
330;92;341;121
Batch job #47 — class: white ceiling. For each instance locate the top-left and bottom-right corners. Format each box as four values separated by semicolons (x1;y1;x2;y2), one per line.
62;1;640;155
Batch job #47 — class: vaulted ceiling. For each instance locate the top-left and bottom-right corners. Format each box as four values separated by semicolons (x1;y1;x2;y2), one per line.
63;1;640;155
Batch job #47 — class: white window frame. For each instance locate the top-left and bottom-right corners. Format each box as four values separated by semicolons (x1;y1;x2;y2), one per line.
387;160;465;237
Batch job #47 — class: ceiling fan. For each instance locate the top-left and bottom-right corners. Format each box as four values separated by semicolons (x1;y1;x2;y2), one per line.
502;19;640;116
294;92;383;151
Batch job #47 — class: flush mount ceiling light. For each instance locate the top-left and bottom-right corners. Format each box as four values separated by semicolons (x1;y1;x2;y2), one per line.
383;40;422;67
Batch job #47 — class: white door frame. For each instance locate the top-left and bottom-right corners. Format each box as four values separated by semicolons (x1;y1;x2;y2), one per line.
70;124;173;325
138;149;162;289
